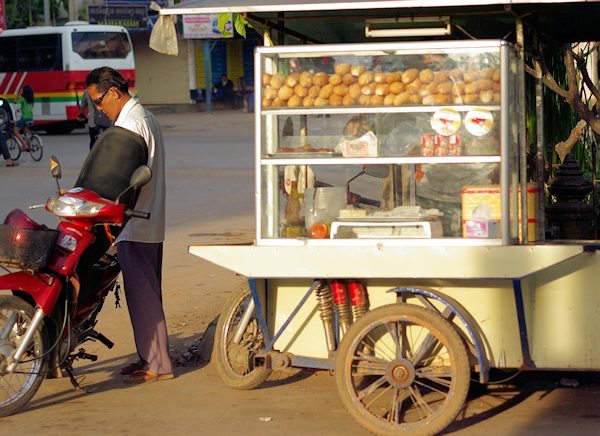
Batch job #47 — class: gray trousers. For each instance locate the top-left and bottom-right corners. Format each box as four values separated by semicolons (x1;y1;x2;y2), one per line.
117;241;173;375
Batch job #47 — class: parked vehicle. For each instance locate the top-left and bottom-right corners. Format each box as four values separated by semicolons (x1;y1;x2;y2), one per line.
0;157;151;417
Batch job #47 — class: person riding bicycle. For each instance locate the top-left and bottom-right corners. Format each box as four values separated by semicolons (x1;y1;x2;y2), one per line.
13;85;35;152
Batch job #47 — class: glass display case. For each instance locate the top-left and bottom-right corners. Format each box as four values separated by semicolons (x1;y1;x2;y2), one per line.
254;40;519;245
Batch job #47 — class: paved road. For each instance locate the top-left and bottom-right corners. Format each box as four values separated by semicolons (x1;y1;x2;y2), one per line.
2;110;600;435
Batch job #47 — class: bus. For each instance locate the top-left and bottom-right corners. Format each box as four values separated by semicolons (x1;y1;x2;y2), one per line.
0;22;135;134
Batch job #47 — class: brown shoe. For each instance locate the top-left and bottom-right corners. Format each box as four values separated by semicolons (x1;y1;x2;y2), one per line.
123;370;175;384
119;360;146;375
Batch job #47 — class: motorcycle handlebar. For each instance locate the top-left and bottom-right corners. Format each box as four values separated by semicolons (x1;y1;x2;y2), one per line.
125;209;151;219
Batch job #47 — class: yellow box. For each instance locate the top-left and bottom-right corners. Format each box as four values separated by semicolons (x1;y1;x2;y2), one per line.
461;184;538;242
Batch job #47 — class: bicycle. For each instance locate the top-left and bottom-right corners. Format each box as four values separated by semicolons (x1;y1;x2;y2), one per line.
7;120;43;162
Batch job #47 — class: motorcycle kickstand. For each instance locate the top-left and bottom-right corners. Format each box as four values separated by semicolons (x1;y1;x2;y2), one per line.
62;365;93;393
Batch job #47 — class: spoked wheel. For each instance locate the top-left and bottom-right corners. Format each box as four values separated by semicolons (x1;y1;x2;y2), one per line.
335;304;470;436
7;137;20;161
213;282;272;389
28;135;43;161
0;295;49;417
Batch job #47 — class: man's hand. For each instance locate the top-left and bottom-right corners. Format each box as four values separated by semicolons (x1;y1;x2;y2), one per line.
77;114;86;123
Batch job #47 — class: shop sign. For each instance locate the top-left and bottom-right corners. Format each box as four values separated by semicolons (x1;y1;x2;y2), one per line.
88;4;149;29
182;14;233;39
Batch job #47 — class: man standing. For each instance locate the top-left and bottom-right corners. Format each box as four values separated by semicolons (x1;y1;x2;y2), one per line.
85;67;173;383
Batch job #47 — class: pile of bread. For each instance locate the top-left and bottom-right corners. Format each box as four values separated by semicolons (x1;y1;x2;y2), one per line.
261;63;501;108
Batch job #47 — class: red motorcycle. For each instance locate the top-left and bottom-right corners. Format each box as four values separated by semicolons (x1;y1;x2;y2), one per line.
0;156;151;417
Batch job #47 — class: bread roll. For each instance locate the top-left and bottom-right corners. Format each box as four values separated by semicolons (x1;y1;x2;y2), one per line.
329;74;342;86
360;84;373;96
493;91;501;103
476;79;493;91
408;94;422;105
481;68;494;79
406;79;423;95
463;70;479;83
493;81;501;92
329;93;343;106
264;87;278;100
277;85;294;101
464;82;479;95
262;98;271;108
314;96;328;107
402;68;419;84
358;94;371;106
348;83;362;99
287;95;302;107
285;73;300;88
383;94;396;106
313;72;329;87
342;73;356;85
386;72;402;83
294;84;308;98
351;65;366;76
422;95;436;105
342;94;355;106
389;82;405;94
333;84;349;96
463;93;479;104
374;72;386;83
335;63;351;75
479;90;494;104
433;70;450;83
319;84;334;99
375;84;390;96
308;85;321;98
299;71;313;87
420;82;438;97
433;93;451;105
262;73;272;87
452;81;466;95
393;92;411;106
270;73;286;89
437;81;453;95
369;95;384;106
358;71;374;86
492;68;501;82
271;97;284;107
419;69;434;83
302;96;315;107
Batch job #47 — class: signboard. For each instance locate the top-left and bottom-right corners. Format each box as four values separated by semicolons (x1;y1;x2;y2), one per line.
183;14;233;39
88;4;149;29
0;0;5;33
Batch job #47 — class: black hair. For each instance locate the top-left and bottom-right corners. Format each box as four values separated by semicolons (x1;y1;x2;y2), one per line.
85;67;129;94
22;85;34;104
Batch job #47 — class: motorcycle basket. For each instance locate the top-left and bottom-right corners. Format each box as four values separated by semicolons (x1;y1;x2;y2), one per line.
0;224;59;270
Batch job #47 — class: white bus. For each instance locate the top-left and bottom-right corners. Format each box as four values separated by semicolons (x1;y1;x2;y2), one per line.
0;22;135;134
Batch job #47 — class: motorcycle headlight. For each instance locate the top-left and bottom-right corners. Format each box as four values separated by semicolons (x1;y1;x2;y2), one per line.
47;196;105;217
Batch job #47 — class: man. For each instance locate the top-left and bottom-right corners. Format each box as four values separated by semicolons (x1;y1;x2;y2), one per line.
78;88;112;149
85;67;173;383
213;73;235;108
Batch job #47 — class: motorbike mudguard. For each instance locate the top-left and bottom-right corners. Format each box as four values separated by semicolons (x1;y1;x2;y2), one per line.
0;271;62;315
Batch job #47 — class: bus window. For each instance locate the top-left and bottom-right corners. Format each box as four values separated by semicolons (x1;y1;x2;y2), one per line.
72;32;131;59
0;35;61;72
0;38;17;72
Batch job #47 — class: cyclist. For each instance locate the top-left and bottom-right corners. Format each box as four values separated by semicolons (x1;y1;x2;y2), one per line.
13;85;35;152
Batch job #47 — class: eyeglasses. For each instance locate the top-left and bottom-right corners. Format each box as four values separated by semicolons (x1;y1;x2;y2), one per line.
92;87;111;107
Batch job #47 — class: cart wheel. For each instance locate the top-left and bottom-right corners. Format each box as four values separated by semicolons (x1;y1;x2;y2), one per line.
335;304;470;436
213;282;272;389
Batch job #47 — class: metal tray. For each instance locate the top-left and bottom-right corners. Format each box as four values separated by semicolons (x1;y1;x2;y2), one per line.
268;151;341;158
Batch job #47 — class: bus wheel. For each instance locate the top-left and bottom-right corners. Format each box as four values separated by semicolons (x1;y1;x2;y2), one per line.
335;304;470;436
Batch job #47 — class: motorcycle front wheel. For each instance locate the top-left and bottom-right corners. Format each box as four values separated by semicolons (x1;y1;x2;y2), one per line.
0;295;49;417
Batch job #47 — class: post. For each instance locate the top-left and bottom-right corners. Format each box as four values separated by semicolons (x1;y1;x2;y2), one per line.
204;39;212;113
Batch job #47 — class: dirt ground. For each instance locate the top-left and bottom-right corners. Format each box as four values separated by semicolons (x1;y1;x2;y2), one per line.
2;110;600;435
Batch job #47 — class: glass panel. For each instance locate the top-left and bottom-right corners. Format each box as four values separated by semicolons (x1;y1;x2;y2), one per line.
260;48;500;110
261;111;500;158
72;32;131;59
260;162;501;240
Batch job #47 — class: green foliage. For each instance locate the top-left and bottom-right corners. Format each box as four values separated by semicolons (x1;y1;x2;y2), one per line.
217;13;252;38
4;0;67;28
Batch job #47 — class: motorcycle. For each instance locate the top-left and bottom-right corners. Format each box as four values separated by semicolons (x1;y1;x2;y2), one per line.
0;156;151;417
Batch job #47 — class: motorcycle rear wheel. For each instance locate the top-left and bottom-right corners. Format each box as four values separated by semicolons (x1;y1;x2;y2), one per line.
0;295;49;417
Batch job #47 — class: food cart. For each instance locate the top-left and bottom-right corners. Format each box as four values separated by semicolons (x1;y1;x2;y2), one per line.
160;1;600;434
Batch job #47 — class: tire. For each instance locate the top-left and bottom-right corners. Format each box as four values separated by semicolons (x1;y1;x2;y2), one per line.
0;295;49;417
335;304;470;436
28;135;43;161
213;282;272;389
7;137;20;161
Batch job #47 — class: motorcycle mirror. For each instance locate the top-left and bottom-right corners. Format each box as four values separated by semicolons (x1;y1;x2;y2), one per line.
50;155;62;179
363;165;389;179
115;165;152;205
129;165;152;189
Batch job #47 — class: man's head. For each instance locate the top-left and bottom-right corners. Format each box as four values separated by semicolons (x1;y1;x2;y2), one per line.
221;74;228;83
85;67;130;122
